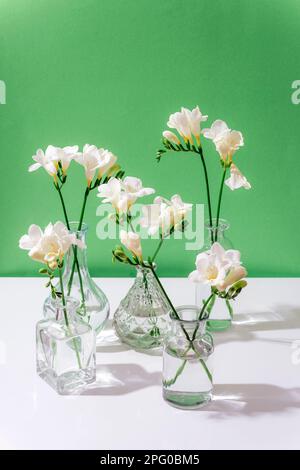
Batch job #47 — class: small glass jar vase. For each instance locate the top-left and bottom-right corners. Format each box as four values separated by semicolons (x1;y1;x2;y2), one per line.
113;265;170;349
43;222;109;337
163;305;214;409
37;297;96;395
196;218;234;331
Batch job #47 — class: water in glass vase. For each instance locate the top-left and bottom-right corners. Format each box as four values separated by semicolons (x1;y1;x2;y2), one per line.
37;297;96;394
163;306;214;409
113;265;170;349
43;222;109;338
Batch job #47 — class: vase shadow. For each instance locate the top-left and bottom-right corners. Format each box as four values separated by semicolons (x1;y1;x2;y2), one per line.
81;363;161;396
203;384;300;418
214;305;300;347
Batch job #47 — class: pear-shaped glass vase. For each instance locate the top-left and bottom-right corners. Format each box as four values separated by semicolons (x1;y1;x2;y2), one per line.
195;218;234;331
43;222;109;337
113;265;170;349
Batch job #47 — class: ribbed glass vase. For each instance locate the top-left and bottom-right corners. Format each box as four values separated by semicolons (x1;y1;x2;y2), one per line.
113;265;170;349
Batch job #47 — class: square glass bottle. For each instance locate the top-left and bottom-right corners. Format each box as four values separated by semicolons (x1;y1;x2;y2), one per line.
36;297;96;394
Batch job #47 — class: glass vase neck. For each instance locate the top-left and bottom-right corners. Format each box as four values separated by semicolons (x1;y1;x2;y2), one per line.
50;297;79;321
68;221;88;240
205;218;232;248
65;221;88;269
172;305;207;336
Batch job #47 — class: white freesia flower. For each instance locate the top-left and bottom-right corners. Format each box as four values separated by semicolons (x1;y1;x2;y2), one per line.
29;147;58;178
120;230;142;259
48;145;79;174
167;109;191;142
98;176;155;214
167;106;208;144
188;242;246;291
162;131;180;145
225;164;251;190
19;221;85;269
122;176;155;200
97;177;123;209
29;145;79;177
182;106;208;144
75;144;117;186
141;194;192;235
97;148;117;178
202;119;244;162
202;120;230;142
216;130;244;161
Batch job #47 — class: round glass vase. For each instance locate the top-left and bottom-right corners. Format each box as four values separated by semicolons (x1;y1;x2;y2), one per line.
196;218;234;332
163;305;214;409
43;222;109;337
36;297;96;395
113;265;170;350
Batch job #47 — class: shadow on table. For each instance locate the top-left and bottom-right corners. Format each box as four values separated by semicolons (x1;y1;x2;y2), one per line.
81;363;161;396
203;383;300;418
214;305;300;347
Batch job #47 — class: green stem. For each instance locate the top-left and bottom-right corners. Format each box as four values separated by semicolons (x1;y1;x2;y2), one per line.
55;183;70;230
199;358;213;383
147;263;179;320
58;266;82;369
191;293;216;342
225;298;233;319
163;360;187;387
215;166;227;242
198;146;213;244
151;236;164;263
78;187;90;230
67;188;90;304
198;292;215;320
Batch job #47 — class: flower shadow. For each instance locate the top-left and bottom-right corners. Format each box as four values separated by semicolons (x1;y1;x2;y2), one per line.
203;384;300;418
81;363;161;396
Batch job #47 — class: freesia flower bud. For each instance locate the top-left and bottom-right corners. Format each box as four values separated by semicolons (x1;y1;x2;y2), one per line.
120;230;142;260
162;131;180;145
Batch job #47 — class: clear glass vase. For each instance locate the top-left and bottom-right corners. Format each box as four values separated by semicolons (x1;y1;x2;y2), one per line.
113;265;170;349
196;218;234;331
43;222;109;337
163;305;214;409
37;297;96;394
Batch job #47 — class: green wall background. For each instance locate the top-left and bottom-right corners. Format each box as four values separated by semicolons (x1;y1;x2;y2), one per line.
1;0;300;277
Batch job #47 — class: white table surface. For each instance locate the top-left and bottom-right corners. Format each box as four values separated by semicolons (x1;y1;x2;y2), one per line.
0;277;300;450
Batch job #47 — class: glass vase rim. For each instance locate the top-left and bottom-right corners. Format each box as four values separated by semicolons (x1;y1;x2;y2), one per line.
172;305;208;324
205;218;229;231
68;221;88;234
